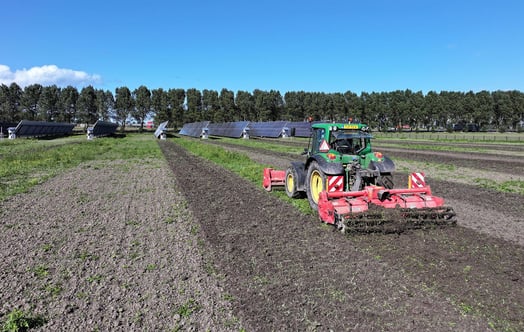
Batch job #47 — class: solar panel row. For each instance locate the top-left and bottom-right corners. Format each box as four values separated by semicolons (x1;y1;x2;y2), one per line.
179;121;210;137
11;120;75;138
88;120;118;138
285;121;313;137
207;121;250;138
178;121;312;138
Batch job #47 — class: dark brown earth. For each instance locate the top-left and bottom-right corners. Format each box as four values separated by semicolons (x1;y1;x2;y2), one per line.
1;136;523;331
159;138;524;331
0;158;242;331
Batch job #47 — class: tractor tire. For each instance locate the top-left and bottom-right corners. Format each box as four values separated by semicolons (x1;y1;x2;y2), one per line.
285;167;303;198
306;161;326;211
377;172;394;189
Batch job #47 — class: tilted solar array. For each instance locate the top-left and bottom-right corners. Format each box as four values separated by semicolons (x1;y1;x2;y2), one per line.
154;121;169;138
284;121;312;137
248;121;289;138
179;121;210;137
90;120;118;137
13;120;75;138
207;121;250;138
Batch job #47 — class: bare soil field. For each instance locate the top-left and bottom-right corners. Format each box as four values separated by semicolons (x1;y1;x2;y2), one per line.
1;136;523;331
205;138;524;246
0;158;241;331
159;138;523;331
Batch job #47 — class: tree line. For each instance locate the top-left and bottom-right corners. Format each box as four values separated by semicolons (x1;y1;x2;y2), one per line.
1;82;523;132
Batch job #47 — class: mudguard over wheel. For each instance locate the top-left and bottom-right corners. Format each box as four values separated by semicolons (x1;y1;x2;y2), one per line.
306;161;326;211
285;167;303;198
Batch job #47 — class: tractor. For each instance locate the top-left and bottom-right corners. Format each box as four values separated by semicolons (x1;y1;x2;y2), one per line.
263;122;456;233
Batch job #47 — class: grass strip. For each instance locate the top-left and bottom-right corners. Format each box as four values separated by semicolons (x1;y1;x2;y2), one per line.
0;134;161;201
173;137;314;215
210;137;306;154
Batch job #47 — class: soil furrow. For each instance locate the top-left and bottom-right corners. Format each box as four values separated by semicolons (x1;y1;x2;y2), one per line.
160;140;500;331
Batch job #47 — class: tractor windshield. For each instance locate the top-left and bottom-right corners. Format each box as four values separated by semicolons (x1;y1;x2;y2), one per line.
330;130;372;155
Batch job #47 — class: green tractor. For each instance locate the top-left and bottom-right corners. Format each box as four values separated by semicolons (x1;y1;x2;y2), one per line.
264;122;394;209
263;122;456;233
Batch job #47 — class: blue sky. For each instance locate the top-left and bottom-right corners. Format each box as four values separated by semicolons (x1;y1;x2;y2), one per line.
1;0;523;94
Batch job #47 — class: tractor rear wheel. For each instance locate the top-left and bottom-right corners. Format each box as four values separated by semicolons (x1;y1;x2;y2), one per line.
306;161;326;211
377;172;394;189
285;167;302;198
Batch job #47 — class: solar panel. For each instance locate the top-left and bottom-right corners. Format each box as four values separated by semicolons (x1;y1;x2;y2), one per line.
88;120;118;138
13;120;75;138
207;121;250;138
249;121;289;138
285;121;312;137
154;121;169;139
179;121;210;137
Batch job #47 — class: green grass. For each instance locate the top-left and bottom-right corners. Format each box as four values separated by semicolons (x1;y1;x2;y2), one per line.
375;131;524;143
374;142;490;153
474;178;524;195
1;309;46;332
214;136;306;154
174;138;314;215
0;134;161;201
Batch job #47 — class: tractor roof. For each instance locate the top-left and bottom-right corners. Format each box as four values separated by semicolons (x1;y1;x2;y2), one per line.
312;122;372;138
311;122;369;131
331;131;373;140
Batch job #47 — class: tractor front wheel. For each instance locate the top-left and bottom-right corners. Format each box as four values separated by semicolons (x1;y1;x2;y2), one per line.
285;167;302;198
306;161;326;211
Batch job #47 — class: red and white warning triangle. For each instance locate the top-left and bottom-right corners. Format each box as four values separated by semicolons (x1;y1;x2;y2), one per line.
319;139;330;152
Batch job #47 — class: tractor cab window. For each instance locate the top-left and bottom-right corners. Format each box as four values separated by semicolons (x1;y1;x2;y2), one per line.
310;128;325;154
330;130;370;154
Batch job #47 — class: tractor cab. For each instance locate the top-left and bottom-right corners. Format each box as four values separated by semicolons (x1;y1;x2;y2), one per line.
306;123;373;160
328;129;372;156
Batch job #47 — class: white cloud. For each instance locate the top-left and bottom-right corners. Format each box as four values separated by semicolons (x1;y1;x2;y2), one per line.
0;64;102;88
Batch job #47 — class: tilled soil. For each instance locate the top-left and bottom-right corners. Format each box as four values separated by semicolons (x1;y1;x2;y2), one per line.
1;137;523;331
203;139;524;246
0;158;241;331
159;139;524;331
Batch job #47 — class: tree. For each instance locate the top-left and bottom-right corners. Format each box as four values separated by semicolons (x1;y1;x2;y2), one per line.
0;84;9;121
331;93;347;122
344;91;361;122
152;88;169;123
253;89;269;121
115;86;134;131
508;90;524;130
475;91;494;129
492;90;512;131
39;85;61;121
59;86;79;123
132;85;152;131
283;91;305;121
0;83;23;122
167;88;185;128
409;90;425;129
77;86;98;125
95;89;114;122
21;84;43;121
202;89;219;121
235;90;254;121
219;88;236;122
185;88;202;123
